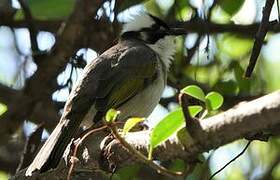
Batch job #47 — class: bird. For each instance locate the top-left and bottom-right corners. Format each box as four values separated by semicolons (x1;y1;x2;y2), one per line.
25;13;179;176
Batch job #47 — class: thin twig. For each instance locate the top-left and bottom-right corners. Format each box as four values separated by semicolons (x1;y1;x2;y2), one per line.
209;141;252;180
185;35;202;64
67;125;108;180
109;124;183;179
204;0;217;61
67;121;125;180
245;0;275;77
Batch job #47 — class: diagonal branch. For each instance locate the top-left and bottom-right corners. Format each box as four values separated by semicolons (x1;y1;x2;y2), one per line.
11;90;280;179
101;90;280;170
245;0;275;77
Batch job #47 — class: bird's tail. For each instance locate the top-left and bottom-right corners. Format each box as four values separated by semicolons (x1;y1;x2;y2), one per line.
25;117;80;176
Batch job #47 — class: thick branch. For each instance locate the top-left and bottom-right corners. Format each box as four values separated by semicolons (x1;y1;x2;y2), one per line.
0;19;62;32
12;91;280;179
2;19;280;36
102;90;280;169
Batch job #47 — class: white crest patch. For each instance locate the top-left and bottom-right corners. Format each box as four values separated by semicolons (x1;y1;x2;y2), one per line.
122;13;177;70
122;13;155;33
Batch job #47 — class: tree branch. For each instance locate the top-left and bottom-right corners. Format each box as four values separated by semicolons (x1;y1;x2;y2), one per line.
11;90;280;179
172;20;280;35
2;18;280;36
101;90;280;170
245;0;275;77
0;83;18;104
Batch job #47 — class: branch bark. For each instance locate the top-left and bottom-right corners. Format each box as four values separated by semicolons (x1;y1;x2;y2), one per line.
101;90;280;170
12;90;280;179
0;83;18;104
3;19;280;36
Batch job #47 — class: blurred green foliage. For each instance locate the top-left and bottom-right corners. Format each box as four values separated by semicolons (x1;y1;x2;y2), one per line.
15;0;75;19
217;0;245;16
0;103;7;116
1;0;280;179
0;171;8;180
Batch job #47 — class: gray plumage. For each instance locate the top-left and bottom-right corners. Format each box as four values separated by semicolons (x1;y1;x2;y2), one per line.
26;13;176;176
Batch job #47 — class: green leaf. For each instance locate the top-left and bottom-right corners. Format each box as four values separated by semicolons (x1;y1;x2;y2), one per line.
205;92;224;111
15;0;75;20
0;103;7;116
123;117;145;134
218;0;245;16
150;109;184;149
181;85;205;102
149;106;202;159
188;105;203;117
105;109;120;122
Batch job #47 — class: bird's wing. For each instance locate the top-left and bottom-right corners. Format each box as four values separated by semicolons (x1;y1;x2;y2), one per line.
67;44;158;119
94;45;158;113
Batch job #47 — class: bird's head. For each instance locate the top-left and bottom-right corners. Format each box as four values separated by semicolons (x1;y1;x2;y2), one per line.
121;13;173;44
121;13;179;69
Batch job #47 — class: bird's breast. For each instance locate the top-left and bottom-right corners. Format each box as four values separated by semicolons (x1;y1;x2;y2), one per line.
118;61;166;120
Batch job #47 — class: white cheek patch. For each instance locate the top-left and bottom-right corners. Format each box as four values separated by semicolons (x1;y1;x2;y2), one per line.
148;36;176;70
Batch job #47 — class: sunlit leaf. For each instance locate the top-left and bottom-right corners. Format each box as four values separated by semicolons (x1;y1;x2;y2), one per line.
181;85;205;102
0;103;7;116
205;92;224;111
123;117;145;134
0;171;8;180
105;109;120;122
149;106;202;159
